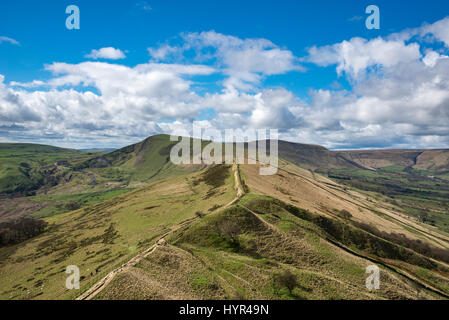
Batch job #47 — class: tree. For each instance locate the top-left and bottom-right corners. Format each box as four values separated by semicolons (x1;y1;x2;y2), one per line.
275;270;298;294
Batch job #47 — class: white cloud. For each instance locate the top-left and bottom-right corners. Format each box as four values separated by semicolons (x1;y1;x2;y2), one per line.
85;47;126;60
390;17;449;48
148;44;180;60
0;60;214;146
0;36;19;45
422;50;449;67
3;23;449;149
420;17;449;47
148;31;304;90
306;37;421;78
9;80;46;88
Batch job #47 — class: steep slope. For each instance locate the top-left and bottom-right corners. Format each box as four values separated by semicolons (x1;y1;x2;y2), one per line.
415;150;449;173
240;161;449;296
97;201;432;300
277;140;366;171
276;139;449;174
77;134;206;184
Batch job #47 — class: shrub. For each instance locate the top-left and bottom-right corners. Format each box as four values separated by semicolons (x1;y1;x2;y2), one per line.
208;205;222;212
216;220;241;243
0;218;48;246
200;165;231;188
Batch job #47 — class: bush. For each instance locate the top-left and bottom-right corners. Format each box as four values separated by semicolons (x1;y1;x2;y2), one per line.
208;205;222;212
337;209;352;220
195;211;205;218
216;220;241;243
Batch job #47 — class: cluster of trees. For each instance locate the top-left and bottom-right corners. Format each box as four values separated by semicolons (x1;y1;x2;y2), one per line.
354;221;449;264
0;218;48;246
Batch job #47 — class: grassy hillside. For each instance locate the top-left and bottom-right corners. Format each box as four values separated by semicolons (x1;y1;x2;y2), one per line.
277;140;365;171
276;139;449;174
0;143;92;195
0;135;207;222
95;191;449;300
277;141;449;234
2;135;449;300
0;165;236;299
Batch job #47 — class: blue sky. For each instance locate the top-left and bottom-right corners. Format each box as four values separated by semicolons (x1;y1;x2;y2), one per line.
1;0;449;149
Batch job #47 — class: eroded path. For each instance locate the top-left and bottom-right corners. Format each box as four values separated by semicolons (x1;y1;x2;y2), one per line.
224;164;244;208
77;164;243;300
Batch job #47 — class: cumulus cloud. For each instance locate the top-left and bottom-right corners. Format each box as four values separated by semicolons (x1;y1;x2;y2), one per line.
422;50;449;68
85;47;126;60
3;19;449;149
390;17;449;48
420;17;449;47
294;54;449;149
149;31;304;90
0;60;214;147
306;37;421;78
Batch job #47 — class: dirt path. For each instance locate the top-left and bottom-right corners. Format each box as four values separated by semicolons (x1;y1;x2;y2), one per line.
224;164;244;208
77;164;243;300
76;219;193;300
76;242;160;300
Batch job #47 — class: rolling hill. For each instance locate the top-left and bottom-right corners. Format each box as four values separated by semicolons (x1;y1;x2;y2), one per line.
1;135;449;300
276;140;449;174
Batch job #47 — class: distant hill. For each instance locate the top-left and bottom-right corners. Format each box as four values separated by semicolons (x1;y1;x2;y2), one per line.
76;134;207;182
1;135;448;196
276;140;449;174
276;140;366;171
0;143;82;195
78;148;117;153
